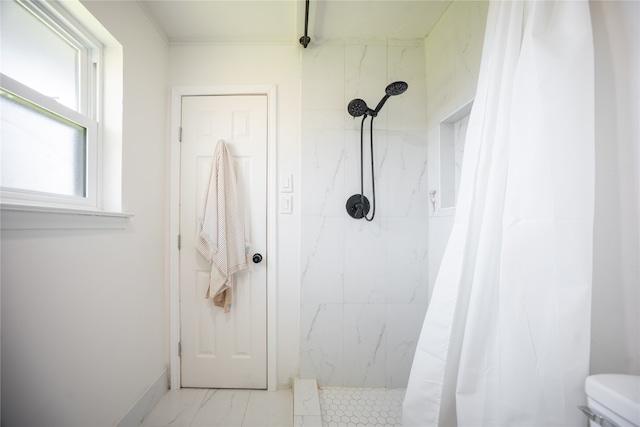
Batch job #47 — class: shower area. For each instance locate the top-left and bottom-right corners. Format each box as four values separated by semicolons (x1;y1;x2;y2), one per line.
299;2;489;424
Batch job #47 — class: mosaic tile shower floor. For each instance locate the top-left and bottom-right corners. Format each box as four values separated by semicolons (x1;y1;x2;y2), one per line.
318;388;405;427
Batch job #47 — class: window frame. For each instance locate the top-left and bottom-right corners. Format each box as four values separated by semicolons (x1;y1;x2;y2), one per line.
1;74;99;209
0;0;102;211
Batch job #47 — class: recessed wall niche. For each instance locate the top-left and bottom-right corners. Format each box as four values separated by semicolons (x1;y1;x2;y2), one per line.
439;100;473;210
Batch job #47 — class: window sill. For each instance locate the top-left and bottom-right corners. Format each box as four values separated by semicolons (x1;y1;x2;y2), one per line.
1;203;134;230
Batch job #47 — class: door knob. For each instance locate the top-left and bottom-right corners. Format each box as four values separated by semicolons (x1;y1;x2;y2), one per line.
252;253;263;264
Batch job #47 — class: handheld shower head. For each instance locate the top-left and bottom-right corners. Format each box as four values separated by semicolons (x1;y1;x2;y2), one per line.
385;81;408;96
373;81;408;114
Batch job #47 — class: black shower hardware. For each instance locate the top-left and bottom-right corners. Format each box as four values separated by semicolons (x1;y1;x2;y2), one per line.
347;81;408;118
346;81;408;221
299;0;311;48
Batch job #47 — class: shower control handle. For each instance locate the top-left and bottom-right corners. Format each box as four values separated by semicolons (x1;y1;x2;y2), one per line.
252;253;263;264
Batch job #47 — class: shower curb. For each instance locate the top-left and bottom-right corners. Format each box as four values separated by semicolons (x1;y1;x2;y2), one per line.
293;378;322;426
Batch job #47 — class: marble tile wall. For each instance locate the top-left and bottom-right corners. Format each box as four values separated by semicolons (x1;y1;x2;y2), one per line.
300;40;429;388
424;2;489;296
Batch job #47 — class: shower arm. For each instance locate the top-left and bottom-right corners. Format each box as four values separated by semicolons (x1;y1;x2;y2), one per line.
371;95;391;116
357;95;390;118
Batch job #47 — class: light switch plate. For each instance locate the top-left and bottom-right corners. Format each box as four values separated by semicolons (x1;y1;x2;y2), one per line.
280;194;292;214
280;174;293;193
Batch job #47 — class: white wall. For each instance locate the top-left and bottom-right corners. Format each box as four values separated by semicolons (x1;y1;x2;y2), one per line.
169;44;302;388
299;39;430;388
425;1;640;377
0;2;170;426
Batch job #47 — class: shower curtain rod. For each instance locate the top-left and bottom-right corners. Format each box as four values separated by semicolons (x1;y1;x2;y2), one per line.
299;0;311;48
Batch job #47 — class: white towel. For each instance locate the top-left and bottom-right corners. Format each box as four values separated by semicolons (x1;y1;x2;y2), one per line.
196;140;248;312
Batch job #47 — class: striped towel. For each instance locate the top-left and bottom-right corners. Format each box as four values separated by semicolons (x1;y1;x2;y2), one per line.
196;140;248;312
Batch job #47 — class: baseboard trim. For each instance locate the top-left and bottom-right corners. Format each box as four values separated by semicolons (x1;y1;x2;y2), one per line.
116;368;168;427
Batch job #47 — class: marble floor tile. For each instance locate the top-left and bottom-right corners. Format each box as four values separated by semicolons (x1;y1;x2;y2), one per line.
141;388;293;427
243;390;294;427
141;388;208;427
190;389;251;427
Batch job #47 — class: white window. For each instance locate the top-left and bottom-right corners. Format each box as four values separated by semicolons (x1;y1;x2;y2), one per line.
1;0;100;209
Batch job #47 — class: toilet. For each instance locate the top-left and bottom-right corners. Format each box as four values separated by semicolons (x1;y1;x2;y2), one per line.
580;374;640;427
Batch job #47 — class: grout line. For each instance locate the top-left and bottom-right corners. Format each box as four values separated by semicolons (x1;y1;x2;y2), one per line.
239;390;252;427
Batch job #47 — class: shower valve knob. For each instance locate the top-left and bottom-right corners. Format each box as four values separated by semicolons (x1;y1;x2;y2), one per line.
252;253;263;264
346;194;370;219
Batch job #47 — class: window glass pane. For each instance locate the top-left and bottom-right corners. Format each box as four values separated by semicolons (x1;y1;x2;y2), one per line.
1;0;79;111
1;90;86;198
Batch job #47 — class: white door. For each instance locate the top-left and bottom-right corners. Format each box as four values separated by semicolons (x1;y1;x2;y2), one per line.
179;95;267;389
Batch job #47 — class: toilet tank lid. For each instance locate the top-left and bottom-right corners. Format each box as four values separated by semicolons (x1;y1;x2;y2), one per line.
586;375;640;425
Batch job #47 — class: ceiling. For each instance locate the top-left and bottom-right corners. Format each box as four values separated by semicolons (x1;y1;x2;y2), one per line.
138;0;452;45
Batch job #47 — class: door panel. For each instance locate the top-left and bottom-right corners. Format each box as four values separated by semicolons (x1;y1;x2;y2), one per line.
180;95;267;389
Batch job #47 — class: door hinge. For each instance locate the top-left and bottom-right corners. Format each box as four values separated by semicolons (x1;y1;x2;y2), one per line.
178;234;181;250
178;127;182;142
178;341;182;357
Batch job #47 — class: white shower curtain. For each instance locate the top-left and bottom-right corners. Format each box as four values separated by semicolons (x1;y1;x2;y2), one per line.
403;1;594;426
